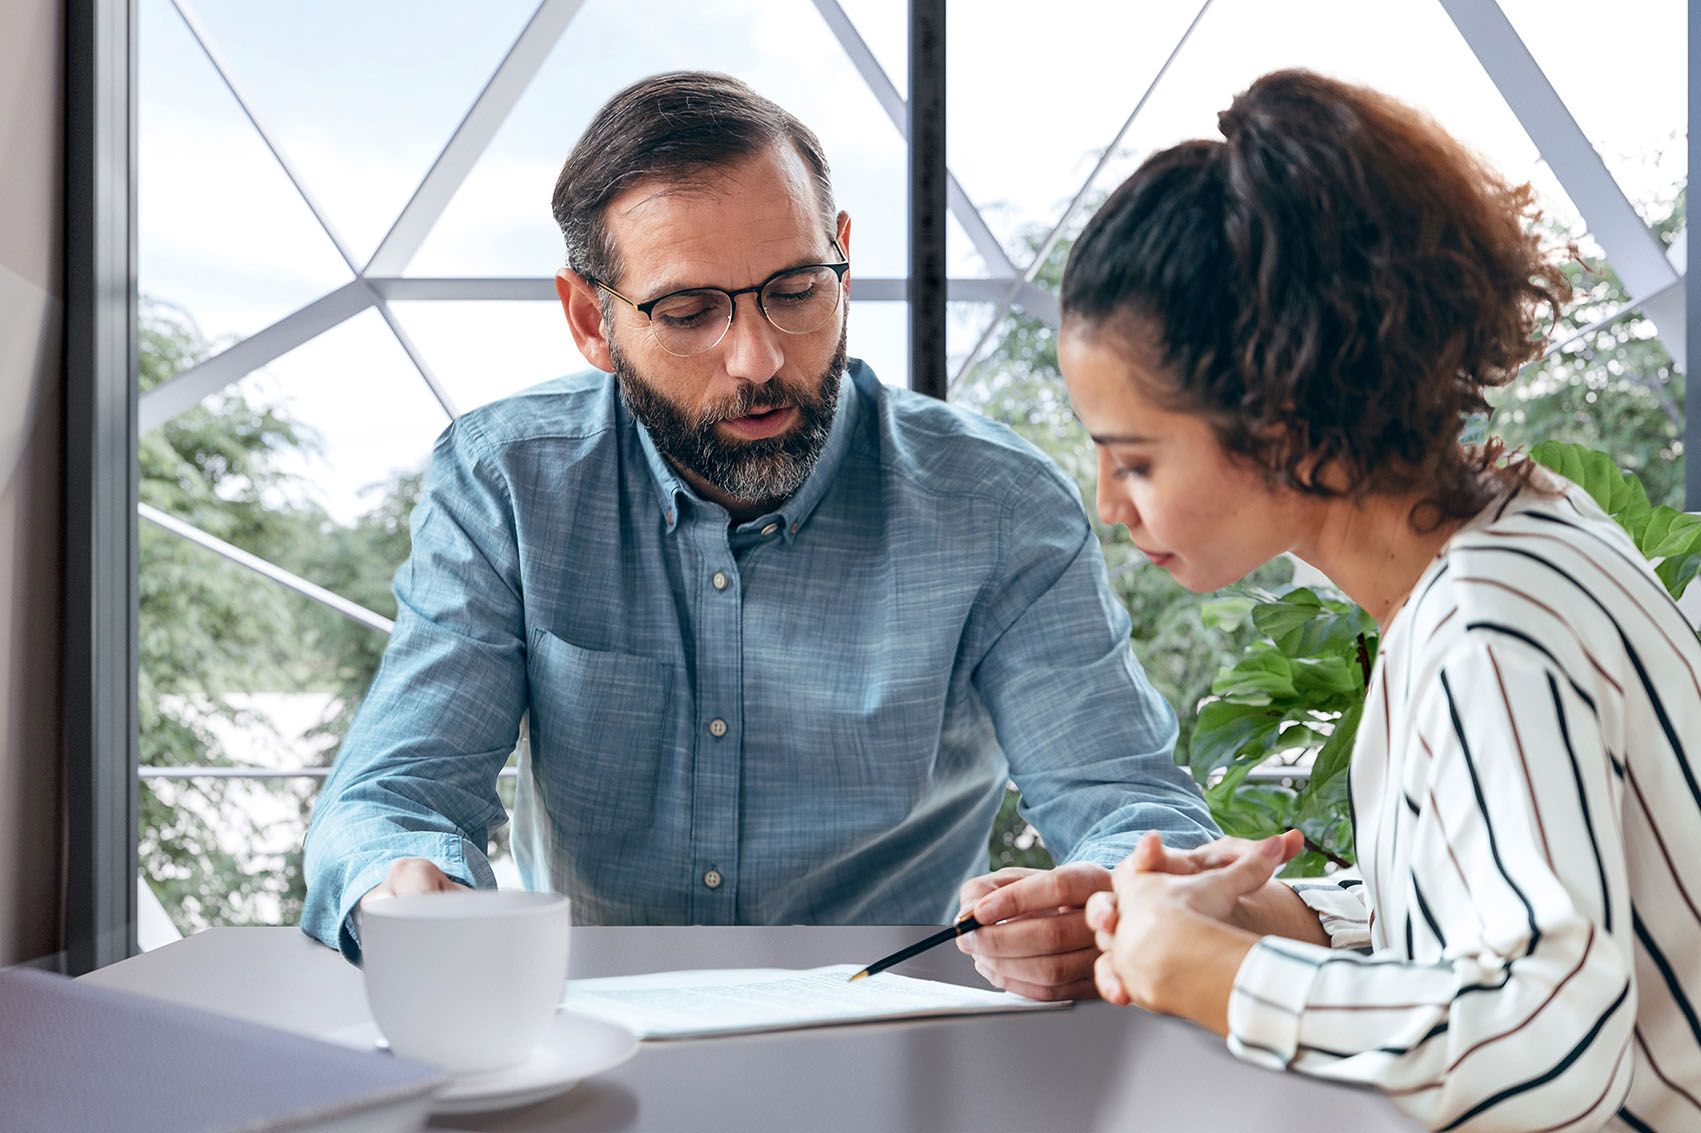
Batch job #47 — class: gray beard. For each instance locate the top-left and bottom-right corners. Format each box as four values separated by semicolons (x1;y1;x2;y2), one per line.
614;320;848;508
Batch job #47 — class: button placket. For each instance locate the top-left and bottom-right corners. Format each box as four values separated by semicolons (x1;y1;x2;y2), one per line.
687;519;741;922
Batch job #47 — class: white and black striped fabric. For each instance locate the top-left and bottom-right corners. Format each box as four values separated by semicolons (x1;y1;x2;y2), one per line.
1227;474;1701;1132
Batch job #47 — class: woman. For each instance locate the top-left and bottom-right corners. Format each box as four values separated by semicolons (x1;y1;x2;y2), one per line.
1058;70;1701;1131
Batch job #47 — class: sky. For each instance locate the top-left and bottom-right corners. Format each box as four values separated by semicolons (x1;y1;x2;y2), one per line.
139;0;1688;525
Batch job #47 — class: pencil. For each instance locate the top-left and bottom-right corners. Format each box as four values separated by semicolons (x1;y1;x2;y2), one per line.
847;913;982;981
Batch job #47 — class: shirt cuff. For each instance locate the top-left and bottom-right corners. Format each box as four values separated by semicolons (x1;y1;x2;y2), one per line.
1284;878;1372;951
331;833;487;965
1226;938;1328;1070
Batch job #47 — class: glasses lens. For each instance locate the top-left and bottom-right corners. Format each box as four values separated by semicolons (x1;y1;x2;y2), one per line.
760;267;843;335
648;290;733;356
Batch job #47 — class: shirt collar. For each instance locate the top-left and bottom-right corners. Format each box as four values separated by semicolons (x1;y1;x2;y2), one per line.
632;360;864;542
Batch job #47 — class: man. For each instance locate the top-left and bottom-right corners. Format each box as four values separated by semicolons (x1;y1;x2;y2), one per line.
302;71;1217;1000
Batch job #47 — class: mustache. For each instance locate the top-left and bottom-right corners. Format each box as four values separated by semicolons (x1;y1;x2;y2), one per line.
698;382;806;426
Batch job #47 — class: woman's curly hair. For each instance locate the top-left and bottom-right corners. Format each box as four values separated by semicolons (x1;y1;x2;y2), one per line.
1061;69;1572;529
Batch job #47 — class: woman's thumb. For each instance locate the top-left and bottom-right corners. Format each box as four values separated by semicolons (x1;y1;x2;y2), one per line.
1217;834;1286;894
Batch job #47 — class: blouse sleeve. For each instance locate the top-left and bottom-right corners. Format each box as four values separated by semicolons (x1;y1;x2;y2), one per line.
1226;634;1636;1132
1285;872;1372;951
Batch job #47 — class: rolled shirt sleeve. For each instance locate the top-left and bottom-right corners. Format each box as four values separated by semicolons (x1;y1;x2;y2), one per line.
302;420;527;962
971;467;1219;865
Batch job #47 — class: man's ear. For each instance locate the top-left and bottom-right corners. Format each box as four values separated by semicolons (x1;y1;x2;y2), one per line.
556;268;615;373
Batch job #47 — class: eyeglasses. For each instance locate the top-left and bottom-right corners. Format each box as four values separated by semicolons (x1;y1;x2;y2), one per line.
587;241;849;358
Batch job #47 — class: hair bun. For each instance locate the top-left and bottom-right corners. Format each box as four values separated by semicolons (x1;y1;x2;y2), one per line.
1216;98;1246;141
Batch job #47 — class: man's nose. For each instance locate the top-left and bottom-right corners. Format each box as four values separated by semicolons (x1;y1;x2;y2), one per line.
719;292;785;384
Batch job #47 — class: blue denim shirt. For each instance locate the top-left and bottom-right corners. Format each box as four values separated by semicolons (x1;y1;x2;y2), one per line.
302;360;1216;960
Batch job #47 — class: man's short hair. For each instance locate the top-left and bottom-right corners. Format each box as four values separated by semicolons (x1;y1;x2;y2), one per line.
551;71;837;289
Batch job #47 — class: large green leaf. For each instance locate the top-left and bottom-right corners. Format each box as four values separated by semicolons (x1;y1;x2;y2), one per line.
1532;440;1701;603
1186;700;1285;782
1530;441;1653;535
1657;551;1701;602
1210;653;1296;705
1291;655;1364;700
1252;588;1377;657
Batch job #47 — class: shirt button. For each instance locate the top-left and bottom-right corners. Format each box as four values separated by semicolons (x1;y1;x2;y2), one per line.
712;571;730;591
760;522;779;537
709;718;728;738
703;869;723;889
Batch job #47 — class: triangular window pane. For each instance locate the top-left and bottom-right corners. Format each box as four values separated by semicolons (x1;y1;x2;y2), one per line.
946;0;1208;269
1499;0;1686;234
139;0;351;348
411;0;912;278
185;0;540;265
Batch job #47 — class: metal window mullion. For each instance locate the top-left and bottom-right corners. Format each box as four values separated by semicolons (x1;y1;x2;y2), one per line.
1690;5;1698;511
1441;0;1680;355
137;281;372;432
948;0;1215;393
139;768;520;780
363;0;584;277
65;0;140;973
909;0;947;399
140;504;395;634
812;0;1018;280
170;0;459;420
368;276;1011;303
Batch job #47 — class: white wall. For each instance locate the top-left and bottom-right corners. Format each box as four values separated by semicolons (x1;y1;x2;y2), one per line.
0;0;64;967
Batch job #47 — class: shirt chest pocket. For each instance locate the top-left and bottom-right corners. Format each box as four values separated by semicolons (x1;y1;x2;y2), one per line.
525;627;674;815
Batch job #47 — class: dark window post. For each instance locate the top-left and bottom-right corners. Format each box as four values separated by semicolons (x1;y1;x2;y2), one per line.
1689;6;1698;510
64;0;139;973
909;0;946;399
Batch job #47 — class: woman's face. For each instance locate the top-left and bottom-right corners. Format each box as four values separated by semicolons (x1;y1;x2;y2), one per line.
1059;323;1312;593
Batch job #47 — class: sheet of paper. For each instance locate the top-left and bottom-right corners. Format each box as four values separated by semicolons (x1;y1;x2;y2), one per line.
558;964;1069;1039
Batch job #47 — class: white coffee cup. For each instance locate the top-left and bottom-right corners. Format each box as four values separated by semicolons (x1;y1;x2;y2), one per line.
360;889;571;1074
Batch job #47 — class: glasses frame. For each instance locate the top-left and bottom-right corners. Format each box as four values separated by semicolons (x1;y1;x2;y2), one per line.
586;238;850;357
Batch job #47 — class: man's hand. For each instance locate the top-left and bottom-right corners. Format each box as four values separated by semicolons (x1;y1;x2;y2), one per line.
359;858;469;914
956;862;1113;1001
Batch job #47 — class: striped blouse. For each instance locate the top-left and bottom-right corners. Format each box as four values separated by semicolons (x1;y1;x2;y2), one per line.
1226;475;1701;1132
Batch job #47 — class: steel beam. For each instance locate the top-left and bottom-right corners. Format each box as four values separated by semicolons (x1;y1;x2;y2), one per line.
141;503;395;633
137;281;371;433
364;0;584;277
1442;0;1681;360
65;0;140;973
909;0;947;398
812;0;1018;279
1690;3;1699;510
950;0;1213;391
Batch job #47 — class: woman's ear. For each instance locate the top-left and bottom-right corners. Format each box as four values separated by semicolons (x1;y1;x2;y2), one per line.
556;269;615;373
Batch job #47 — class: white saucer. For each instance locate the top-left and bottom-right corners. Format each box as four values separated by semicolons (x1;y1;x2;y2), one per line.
321;1011;640;1115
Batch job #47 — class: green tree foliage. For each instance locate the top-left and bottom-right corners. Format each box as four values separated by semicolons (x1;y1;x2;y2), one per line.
1490;189;1686;508
138;301;414;934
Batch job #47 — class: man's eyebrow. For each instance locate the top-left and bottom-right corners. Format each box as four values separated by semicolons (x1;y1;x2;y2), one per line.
1089;433;1156;445
639;250;839;303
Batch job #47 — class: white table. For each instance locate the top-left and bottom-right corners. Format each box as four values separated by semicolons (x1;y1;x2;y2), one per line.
83;926;1419;1131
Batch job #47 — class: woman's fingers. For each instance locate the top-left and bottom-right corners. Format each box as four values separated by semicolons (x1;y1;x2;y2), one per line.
1083;889;1118;935
1093;951;1131;1006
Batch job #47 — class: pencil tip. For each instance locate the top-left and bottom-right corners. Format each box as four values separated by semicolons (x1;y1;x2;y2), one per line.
848;970;868;982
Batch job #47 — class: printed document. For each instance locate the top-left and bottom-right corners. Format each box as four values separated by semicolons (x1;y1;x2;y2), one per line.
559;964;1069;1039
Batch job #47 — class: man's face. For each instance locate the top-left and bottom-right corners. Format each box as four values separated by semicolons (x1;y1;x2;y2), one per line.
599;143;850;508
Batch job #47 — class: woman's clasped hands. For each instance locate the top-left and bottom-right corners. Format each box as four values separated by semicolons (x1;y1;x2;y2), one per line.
1084;829;1308;1033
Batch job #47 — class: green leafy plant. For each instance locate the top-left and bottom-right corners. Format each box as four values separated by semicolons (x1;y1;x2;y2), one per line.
1187;444;1699;878
1184;588;1377;877
1529;441;1701;601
